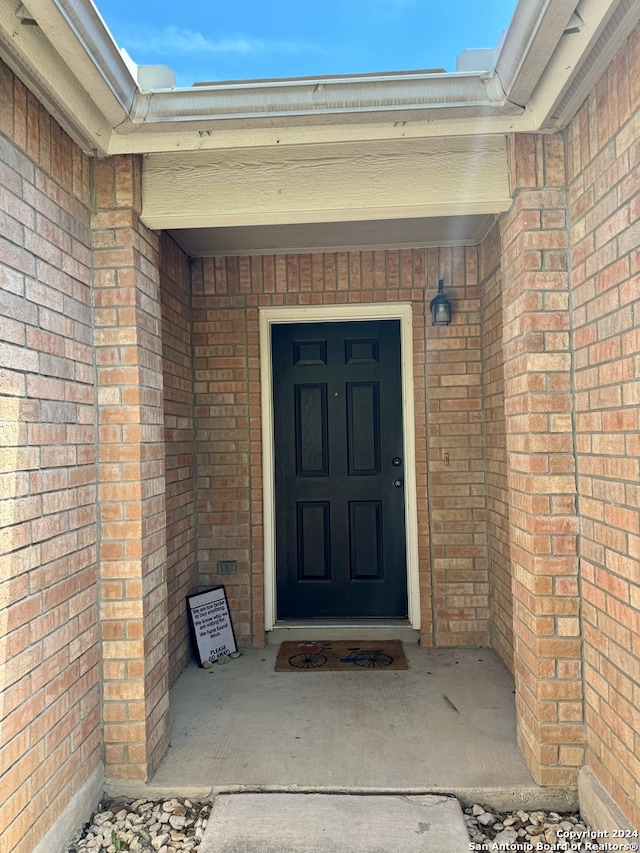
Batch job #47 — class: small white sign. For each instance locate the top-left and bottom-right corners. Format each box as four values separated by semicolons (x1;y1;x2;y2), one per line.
187;586;237;665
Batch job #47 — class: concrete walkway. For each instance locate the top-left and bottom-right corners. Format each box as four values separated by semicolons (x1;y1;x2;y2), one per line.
199;793;471;853
128;644;576;812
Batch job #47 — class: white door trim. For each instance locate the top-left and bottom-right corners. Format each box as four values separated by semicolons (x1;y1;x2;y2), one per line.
259;303;421;631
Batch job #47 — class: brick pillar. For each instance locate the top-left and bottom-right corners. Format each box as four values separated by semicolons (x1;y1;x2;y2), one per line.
501;134;584;785
92;155;170;780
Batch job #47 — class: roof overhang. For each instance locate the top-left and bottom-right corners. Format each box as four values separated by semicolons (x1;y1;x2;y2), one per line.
2;0;638;156
1;0;638;255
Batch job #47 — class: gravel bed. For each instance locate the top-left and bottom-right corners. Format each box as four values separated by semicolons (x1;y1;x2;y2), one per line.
464;802;594;850
65;797;210;853
66;795;595;852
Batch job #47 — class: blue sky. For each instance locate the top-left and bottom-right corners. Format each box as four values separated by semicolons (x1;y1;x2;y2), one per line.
96;0;518;88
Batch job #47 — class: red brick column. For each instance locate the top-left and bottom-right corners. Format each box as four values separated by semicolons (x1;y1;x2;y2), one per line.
501;134;584;785
92;155;170;780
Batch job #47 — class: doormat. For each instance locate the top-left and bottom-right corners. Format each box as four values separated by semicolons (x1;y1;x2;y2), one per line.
275;640;407;672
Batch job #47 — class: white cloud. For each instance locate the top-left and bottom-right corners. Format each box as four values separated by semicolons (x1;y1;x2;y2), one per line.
121;25;323;58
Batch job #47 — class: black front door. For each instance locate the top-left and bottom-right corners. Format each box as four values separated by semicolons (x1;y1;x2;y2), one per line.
273;320;407;619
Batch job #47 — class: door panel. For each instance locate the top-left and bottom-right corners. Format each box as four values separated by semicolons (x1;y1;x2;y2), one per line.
295;384;328;475
349;501;383;580
273;320;407;619
347;383;381;475
297;502;331;580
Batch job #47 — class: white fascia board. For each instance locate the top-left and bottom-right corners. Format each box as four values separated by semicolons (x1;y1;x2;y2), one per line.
495;0;578;106
0;0;135;153
107;114;539;157
0;0;115;152
23;0;137;121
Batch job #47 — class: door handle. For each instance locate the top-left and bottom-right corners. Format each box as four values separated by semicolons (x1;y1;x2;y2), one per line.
393;479;403;488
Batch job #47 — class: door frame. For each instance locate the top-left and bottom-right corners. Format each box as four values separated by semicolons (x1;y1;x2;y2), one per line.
259;303;421;631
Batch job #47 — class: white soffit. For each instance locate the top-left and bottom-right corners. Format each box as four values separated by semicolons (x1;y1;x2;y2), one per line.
531;0;640;129
170;214;497;258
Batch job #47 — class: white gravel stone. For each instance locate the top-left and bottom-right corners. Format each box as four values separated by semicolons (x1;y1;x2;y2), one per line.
493;827;519;846
477;811;496;826
66;799;211;853
463;803;595;851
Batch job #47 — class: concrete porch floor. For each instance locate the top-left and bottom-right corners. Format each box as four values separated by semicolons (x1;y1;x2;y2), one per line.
114;644;577;811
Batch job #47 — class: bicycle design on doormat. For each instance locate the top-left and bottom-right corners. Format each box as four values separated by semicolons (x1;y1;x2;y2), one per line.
288;642;393;669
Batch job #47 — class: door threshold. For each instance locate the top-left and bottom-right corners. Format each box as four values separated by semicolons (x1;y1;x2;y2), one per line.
268;621;419;644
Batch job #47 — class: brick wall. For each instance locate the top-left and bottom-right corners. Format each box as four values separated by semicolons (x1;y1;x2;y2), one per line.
479;221;512;671
427;249;490;646
566;24;640;827
191;256;257;645
159;233;196;685
191;247;488;647
93;155;170;781
501;132;583;786
0;60;101;852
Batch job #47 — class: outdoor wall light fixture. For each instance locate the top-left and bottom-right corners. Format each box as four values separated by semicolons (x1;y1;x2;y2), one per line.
430;279;451;325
